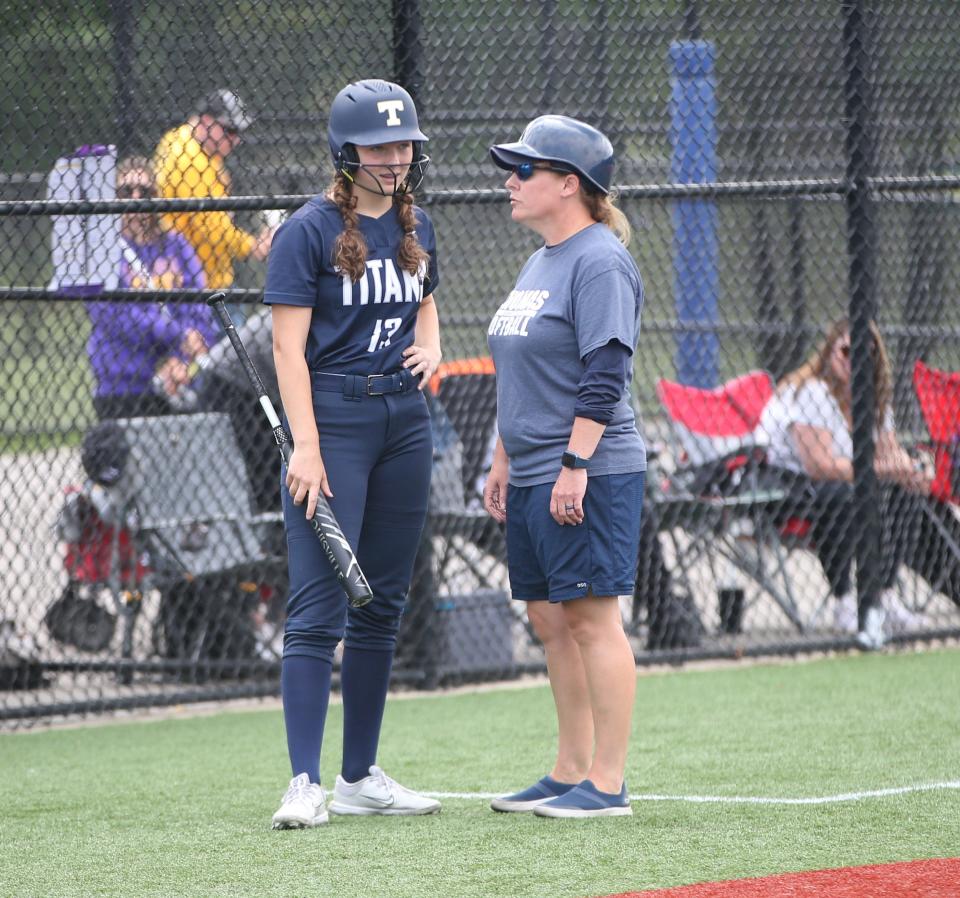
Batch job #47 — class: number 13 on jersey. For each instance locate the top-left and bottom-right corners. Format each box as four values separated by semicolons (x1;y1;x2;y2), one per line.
367;317;402;353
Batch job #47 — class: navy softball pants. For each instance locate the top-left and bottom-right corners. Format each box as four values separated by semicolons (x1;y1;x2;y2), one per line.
281;372;433;661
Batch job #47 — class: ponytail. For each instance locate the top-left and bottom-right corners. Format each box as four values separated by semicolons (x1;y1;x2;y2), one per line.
583;189;632;246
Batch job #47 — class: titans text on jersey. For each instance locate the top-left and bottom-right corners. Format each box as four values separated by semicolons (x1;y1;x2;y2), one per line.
340;259;426;306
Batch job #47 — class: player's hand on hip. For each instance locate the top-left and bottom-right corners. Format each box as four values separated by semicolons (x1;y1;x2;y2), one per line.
286;444;333;520
401;343;442;390
551;468;587;526
483;465;509;523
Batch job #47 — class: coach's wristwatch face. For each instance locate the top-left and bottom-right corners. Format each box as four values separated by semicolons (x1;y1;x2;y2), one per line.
561;450;590;469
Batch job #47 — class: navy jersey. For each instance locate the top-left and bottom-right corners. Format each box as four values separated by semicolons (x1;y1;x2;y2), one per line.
263;195;439;375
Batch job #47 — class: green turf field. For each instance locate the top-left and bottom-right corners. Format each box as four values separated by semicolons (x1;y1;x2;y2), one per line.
2;649;958;898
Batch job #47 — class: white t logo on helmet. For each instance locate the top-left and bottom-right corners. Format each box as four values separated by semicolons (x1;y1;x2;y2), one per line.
377;100;404;126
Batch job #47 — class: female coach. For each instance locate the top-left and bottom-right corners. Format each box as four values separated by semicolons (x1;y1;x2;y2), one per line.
265;79;442;828
483;115;646;818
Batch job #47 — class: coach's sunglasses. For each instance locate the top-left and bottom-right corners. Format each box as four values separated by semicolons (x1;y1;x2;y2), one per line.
512;160;575;181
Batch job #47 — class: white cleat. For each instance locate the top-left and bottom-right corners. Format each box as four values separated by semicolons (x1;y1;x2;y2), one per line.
271;773;329;829
329;765;441;816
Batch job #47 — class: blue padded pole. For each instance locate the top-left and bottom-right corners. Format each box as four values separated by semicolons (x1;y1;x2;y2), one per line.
670;40;718;387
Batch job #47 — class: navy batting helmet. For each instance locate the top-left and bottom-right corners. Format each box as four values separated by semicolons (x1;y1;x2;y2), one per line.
490;115;614;194
328;79;430;192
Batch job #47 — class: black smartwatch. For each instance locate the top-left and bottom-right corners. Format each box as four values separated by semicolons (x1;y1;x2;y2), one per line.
561;450;590;470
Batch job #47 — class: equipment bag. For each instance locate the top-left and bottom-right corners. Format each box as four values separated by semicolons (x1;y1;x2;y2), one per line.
44;583;117;653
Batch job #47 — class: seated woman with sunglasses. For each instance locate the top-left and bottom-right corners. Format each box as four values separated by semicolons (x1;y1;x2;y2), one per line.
759;318;960;644
86;156;216;420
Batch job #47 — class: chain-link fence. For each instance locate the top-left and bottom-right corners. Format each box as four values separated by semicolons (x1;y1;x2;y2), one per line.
3;0;960;726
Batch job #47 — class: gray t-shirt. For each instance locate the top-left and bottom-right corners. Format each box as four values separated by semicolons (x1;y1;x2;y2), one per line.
487;223;646;487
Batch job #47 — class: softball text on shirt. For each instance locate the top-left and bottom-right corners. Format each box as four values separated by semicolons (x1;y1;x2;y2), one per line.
488;289;548;337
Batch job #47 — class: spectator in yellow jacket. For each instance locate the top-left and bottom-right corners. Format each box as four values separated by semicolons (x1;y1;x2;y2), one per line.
154;89;273;294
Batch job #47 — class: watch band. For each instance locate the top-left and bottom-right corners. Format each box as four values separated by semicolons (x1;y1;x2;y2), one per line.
561;450;590;470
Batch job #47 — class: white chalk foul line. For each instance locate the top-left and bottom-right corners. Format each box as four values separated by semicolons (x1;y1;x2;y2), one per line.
425;779;960;806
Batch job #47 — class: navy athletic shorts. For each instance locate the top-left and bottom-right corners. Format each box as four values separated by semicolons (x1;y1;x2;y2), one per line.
505;471;645;602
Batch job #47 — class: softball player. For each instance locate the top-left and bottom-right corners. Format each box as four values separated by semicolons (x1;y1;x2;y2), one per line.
483;116;645;818
266;79;442;828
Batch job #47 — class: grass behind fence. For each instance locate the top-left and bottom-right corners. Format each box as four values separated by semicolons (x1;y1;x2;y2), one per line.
1;648;958;898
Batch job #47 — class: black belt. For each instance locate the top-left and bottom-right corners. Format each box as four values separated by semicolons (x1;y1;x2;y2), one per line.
311;369;416;400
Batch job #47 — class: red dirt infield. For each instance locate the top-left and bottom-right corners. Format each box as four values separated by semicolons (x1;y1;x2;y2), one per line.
604;858;960;898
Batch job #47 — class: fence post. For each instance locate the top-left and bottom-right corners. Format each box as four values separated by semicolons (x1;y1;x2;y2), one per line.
748;99;779;377
842;0;882;629
111;0;137;155
393;0;424;101
539;0;559;110
898;87;947;432
785;199;808;372
670;39;718;388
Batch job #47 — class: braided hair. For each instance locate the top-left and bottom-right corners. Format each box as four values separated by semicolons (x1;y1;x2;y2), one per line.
329;172;431;284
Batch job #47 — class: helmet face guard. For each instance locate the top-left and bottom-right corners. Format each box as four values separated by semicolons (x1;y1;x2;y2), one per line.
328;79;430;195
336;142;430;196
490;114;614;195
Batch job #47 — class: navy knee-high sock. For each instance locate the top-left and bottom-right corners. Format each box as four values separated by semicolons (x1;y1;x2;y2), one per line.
340;646;394;782
281;654;332;785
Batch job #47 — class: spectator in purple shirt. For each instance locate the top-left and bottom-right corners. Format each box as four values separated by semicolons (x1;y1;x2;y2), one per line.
86;156;216;419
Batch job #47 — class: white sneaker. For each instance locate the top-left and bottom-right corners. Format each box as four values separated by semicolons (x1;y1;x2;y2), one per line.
329;765;441;816
271;773;328;829
834;592;858;633
856;605;887;651
880;590;924;635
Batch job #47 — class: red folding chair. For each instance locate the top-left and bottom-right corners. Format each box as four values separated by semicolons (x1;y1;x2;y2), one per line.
913;360;960;504
911;360;960;604
654;370;829;633
656;369;774;470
